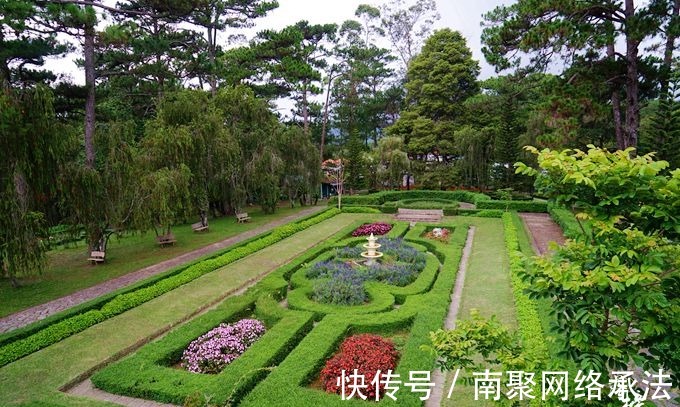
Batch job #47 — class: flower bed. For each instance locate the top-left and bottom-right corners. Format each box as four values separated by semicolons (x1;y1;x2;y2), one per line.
181;319;266;374
308;239;426;305
351;222;392;236
423;227;451;243
321;334;399;400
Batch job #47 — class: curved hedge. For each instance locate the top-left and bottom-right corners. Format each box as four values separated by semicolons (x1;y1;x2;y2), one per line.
0;208;341;368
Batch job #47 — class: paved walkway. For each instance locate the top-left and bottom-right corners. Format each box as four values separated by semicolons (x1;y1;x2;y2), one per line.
0;206;325;334
70;380;177;407
519;212;566;255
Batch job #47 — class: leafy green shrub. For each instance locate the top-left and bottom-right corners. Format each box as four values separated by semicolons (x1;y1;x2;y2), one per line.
457;209;504;218
476;200;548;212
341;206;381;214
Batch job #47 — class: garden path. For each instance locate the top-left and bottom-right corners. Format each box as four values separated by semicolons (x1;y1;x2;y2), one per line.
518;212;565;255
427;226;476;407
0;206;325;334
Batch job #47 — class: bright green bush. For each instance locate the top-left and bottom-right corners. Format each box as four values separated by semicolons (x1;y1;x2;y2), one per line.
502;213;548;366
476;200;548;212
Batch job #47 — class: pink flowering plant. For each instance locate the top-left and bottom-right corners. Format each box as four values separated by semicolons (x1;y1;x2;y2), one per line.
181;318;266;374
351;222;392;237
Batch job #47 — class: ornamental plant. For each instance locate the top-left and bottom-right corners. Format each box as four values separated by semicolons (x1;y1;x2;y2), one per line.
181;319;266;374
423;227;450;243
351;222;392;236
321;334;399;400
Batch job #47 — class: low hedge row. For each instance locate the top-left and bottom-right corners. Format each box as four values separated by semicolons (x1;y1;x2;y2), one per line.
0;208;341;368
502;213;549;372
476;200;548;212
547;203;589;239
328;190;490;206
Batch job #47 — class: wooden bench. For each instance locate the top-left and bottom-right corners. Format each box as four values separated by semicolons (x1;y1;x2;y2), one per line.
88;250;106;264
191;221;209;232
236;212;251;223
156;233;177;247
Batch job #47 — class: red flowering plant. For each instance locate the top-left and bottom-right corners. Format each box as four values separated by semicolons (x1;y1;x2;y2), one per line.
320;334;399;400
351;223;392;237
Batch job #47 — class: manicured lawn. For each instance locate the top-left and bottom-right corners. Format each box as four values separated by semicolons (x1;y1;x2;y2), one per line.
0;205;318;318
0;213;377;406
442;217;517;407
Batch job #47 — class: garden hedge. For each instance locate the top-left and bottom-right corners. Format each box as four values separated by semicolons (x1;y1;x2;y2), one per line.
328;190;489;206
476;200;548;212
502;213;548;378
547;203;590;238
92;218;470;406
0;208;341;368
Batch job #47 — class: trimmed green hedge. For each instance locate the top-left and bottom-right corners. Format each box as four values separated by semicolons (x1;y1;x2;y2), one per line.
329;190;489;206
0;208;341;368
476;200;548;212
502;213;548;370
547;203;589;239
92;216;470;406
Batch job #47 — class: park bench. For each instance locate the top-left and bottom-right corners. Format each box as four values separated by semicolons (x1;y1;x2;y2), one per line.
88;250;106;264
236;212;251;223
191;220;209;232
156;233;177;247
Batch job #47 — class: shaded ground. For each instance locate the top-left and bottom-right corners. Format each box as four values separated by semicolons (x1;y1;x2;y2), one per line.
518;212;566;255
0;206;324;334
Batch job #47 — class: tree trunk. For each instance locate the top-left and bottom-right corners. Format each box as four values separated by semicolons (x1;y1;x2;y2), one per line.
659;0;679;99
302;80;309;135
320;72;334;162
84;23;96;169
607;41;625;150
624;0;640;150
208;24;217;96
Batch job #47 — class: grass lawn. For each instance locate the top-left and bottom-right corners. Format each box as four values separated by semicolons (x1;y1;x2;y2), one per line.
0;205;318;318
442;217;517;407
0;213;385;406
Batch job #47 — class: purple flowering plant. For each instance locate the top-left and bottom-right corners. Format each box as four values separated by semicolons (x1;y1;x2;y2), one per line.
181;318;266;374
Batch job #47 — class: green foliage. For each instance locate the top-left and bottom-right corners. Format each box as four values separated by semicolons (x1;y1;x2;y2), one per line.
344;130;365;190
0;208;340;367
390;29;479;158
476;200;548;212
0;86;64;283
516;146;680;238
516;145;680;383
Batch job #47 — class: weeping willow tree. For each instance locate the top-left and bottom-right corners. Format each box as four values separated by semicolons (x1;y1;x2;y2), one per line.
60;120;139;252
1;86;65;286
213;86;283;213
278;126;321;207
146;90;241;221
455;125;494;188
375;136;410;190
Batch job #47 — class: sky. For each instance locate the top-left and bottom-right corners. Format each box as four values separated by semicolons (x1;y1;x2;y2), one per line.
46;0;512;84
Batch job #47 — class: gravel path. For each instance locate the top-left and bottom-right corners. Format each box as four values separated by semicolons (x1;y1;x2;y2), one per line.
518;212;566;255
70;380;177;407
0;206;325;334
426;226;476;407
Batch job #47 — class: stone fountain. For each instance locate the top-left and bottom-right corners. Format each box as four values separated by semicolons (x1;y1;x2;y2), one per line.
360;233;383;265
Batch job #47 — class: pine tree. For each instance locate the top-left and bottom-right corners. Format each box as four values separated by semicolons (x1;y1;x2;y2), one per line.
344;129;365;191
